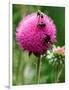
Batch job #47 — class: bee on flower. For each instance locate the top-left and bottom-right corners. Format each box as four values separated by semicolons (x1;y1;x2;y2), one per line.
16;10;56;57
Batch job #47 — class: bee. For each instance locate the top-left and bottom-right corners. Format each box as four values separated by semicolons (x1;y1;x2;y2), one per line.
37;22;46;28
44;34;50;43
37;11;40;16
37;10;44;20
37;10;46;28
44;34;53;49
37;10;45;16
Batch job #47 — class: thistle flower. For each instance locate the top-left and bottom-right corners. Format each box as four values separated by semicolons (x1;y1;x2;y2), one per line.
16;10;56;56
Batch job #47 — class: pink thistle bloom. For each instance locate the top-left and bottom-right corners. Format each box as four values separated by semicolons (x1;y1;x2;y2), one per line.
16;11;56;56
53;46;65;55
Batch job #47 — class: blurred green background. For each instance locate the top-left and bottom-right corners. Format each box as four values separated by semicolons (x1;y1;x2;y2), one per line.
12;4;65;85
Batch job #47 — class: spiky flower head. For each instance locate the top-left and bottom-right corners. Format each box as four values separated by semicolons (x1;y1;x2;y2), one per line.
16;10;56;56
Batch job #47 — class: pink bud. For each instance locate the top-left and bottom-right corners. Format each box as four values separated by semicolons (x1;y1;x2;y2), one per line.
53;47;65;55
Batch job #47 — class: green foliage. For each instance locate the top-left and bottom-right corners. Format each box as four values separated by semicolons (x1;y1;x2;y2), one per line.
12;4;65;85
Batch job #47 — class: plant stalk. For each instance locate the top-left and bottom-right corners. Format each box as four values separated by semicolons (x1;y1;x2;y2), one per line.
55;62;63;83
36;55;41;84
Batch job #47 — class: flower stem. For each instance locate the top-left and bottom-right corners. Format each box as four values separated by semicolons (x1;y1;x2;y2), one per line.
56;68;63;82
16;50;22;84
55;63;59;83
55;62;63;83
36;55;41;84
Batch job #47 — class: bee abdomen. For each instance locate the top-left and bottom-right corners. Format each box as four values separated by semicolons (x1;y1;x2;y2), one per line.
37;22;46;28
44;34;50;43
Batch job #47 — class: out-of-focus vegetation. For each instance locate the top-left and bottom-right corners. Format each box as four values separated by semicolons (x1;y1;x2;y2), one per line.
12;4;65;85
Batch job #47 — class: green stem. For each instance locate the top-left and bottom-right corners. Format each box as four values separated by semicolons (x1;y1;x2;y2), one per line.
55;63;59;83
16;50;22;84
55;63;62;83
56;67;63;82
36;55;41;84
